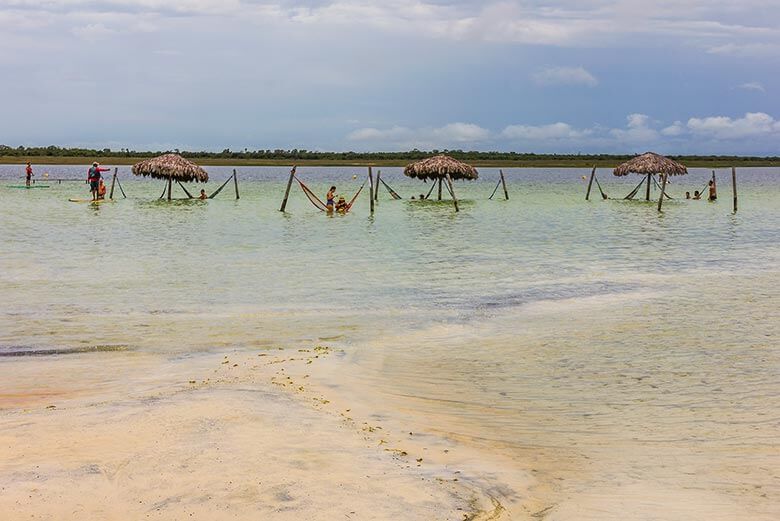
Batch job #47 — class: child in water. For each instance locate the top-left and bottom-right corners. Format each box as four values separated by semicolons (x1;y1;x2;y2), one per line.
335;196;348;213
97;179;107;200
199;189;208;200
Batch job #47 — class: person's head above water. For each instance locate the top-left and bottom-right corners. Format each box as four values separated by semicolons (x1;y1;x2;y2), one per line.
93;162;98;167
330;186;336;191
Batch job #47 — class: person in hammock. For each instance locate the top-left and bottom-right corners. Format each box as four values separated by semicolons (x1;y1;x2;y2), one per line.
326;186;337;212
335;196;348;213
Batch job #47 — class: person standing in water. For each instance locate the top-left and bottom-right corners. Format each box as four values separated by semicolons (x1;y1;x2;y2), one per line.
326;186;336;212
25;162;33;187
708;179;717;201
87;162;110;201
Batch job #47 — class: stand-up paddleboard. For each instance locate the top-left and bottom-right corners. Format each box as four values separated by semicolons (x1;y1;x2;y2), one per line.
68;198;115;203
8;185;50;189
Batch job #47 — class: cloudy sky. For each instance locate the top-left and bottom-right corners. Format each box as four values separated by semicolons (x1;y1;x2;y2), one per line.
1;0;779;153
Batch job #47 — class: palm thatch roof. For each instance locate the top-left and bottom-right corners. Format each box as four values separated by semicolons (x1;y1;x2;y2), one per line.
403;155;479;181
132;154;209;183
613;152;687;177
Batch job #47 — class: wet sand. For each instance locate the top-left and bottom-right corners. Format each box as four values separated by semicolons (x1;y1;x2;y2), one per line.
0;347;511;520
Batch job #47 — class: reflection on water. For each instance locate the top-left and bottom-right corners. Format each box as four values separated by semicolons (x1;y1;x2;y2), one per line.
1;165;779;518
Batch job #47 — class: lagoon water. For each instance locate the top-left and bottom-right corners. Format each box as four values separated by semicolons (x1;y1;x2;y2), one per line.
1;165;779;519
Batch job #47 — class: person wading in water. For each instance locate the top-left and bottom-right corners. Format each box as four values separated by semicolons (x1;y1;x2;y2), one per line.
708;179;717;201
87;162;110;201
326;186;336;213
25;162;33;187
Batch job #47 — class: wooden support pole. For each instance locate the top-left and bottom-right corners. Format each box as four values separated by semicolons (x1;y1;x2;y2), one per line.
437;178;443;200
585;165;597;201
500;169;509;200
368;167;375;213
657;173;668;212
109;168;117;200
279;166;296;212
446;173;459;212
167;176;172;201
732;166;738;213
645;174;652;201
233;169;239;200
374;170;381;201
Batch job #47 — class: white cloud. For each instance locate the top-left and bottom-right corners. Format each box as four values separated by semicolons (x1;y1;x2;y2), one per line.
661;121;685;136
502;122;591;140
432;122;490;142
687;112;780;139
532;66;598;87
610;113;659;143
347;122;490;149
737;81;765;92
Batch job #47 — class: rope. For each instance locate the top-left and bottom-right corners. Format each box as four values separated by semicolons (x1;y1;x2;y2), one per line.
488;179;501;200
424;181;437;200
159;184;167;199
652;175;674;199
443;178;455;198
346;178;368;210
295;176;328;211
115;176;127;198
379;177;402;200
177;181;194;199
594;176;608;199
209;174;233;199
624;176;646;200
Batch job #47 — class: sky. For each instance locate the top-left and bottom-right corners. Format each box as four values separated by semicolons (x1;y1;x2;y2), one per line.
1;0;779;154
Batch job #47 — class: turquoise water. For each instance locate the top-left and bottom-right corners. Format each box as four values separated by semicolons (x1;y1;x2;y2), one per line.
1;165;779;518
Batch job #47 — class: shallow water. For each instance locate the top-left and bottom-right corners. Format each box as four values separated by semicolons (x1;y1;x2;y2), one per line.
1;164;778;518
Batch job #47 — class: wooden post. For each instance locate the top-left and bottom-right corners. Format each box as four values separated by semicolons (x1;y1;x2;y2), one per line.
446;174;459;212
645;174;652;201
374;170;381;201
232;169;239;200
368;167;375;213
657;173;668;212
109;168;117;200
167;176;172;201
500;169;509;200
732;167;737;213
437;178;443;200
585;165;597;201
279;166;296;212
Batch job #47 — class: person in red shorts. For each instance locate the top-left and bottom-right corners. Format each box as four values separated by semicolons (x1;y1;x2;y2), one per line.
87;162;110;201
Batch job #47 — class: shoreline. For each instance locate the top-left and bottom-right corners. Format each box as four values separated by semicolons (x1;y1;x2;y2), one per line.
0;345;520;520
2;157;779;168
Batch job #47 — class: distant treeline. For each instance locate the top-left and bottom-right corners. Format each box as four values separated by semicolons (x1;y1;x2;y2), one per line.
1;145;778;165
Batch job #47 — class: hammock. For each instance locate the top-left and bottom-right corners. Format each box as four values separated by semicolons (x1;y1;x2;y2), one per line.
593;176;608;199
295;175;366;213
488;179;501;200
295;176;328;212
379;177;402;200
346;178;367;210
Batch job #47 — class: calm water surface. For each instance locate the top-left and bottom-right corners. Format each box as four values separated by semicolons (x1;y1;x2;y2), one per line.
1;165;778;518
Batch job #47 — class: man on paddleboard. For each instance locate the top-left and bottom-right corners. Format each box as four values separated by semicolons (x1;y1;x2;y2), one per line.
87;162;110;201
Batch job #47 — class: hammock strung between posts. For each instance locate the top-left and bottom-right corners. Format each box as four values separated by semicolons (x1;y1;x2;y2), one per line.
424;181;437;200
379;177;402;200
624;176;647;200
593;176;608;200
488;179;502;200
651;175;673;199
295;176;367;212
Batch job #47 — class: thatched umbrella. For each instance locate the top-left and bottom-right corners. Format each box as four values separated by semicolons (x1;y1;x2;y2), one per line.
403;155;478;211
613;152;687;202
132;154;209;200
